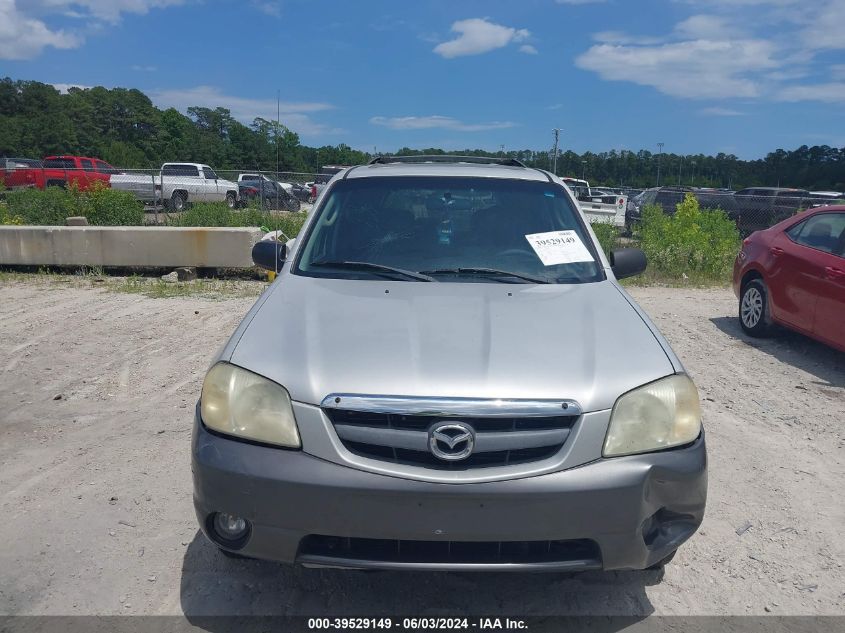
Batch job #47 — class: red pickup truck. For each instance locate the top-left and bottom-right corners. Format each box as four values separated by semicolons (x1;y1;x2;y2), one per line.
0;155;119;190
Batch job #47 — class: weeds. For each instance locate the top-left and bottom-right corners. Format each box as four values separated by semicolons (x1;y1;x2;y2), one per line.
631;194;739;285
5;183;144;226
590;222;622;257
165;202;308;237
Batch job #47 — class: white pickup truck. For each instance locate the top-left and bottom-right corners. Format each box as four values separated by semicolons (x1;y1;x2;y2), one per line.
111;163;239;211
561;177;627;227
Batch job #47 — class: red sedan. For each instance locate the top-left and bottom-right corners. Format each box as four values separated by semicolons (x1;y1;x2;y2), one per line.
733;205;845;352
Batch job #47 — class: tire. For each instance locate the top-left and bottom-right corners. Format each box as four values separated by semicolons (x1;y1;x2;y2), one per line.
170;191;187;212
225;192;237;209
285;197;301;212
218;548;252;560
646;549;676;571
739;279;772;337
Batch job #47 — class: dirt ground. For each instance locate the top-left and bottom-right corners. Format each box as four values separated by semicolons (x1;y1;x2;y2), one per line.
0;277;843;618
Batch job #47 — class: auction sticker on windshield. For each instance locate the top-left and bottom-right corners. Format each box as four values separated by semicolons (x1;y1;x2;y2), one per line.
525;230;594;266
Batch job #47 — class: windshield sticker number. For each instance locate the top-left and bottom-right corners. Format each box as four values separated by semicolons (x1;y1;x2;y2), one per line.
525;230;594;266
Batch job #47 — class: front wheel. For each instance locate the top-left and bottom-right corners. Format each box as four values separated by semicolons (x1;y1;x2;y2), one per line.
739;279;772;337
646;549;676;571
225;192;237;209
170;191;187;212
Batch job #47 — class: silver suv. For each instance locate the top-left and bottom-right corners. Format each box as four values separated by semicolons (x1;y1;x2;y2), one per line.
192;156;706;572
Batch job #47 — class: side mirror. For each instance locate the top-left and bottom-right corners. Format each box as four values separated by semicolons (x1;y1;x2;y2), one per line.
252;240;287;272
610;248;647;280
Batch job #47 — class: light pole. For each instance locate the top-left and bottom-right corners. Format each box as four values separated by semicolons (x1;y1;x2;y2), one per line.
552;128;561;175
656;142;664;187
678;157;682;186
691;161;696;186
581;160;587;180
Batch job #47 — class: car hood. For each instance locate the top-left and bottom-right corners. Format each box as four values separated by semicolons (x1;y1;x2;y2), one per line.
228;275;675;413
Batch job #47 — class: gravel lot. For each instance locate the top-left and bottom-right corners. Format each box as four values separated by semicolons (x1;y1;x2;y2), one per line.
0;277;843;617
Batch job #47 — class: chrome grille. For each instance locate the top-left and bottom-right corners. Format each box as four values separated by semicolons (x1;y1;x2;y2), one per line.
323;406;579;470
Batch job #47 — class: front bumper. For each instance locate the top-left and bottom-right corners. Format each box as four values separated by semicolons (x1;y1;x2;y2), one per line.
192;411;706;571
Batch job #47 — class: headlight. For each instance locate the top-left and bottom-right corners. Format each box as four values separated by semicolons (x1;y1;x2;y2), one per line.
603;374;701;457
200;363;300;448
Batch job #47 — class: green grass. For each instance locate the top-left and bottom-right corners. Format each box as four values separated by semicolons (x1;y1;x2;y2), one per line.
113;276;265;299
0;269;266;299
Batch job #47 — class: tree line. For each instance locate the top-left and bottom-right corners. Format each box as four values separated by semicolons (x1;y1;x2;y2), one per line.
1;78;843;190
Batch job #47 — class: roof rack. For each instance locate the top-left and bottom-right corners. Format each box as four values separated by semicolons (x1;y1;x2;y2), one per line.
368;155;527;168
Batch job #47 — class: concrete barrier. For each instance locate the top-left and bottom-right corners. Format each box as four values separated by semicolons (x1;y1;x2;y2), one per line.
0;226;263;268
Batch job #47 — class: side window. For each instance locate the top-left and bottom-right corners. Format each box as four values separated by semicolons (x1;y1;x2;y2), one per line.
81;159;94;172
789;213;845;255
203;167;218;180
163;164;199;177
95;161;115;174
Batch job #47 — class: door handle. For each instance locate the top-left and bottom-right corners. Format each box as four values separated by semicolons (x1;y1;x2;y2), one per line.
770;247;784;256
825;267;845;280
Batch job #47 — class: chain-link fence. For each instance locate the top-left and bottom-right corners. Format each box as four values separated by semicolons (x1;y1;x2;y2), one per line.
0;160;320;223
3;158;844;234
625;187;845;235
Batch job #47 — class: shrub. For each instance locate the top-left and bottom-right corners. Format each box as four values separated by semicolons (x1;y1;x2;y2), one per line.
5;186;76;225
4;183;143;226
79;184;144;226
590;222;621;257
0;201;24;225
636;193;739;283
167;202;308;237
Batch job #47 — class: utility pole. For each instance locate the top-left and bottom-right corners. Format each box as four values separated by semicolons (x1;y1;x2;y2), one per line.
552;128;561;175
581;160;587;180
678;158;682;186
656;142;664;187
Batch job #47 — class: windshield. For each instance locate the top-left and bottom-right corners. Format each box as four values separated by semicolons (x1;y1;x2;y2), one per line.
294;176;603;284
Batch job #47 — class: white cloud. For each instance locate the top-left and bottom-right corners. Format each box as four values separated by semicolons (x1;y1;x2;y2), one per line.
519;44;538;55
576;39;779;99
370;115;517;132
55;0;185;23
130;64;157;72
0;0;82;60
593;31;664;45
778;82;845;103
251;0;281;18
52;83;94;93
699;106;747;116
150;86;335;136
433;18;530;59
674;14;745;39
800;0;845;50
832;65;845;80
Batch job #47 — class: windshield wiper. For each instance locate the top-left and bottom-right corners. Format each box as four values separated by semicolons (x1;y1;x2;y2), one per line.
419;267;551;284
310;260;435;282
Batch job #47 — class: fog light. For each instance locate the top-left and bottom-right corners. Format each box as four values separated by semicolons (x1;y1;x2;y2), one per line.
211;512;250;544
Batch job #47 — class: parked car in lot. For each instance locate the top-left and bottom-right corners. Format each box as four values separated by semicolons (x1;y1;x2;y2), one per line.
310;165;350;202
111;163;239;211
288;182;313;203
238;179;300;211
193;155;706;572
733;205;845;352
1;157;45;189
560;177;627;227
732;187;812;234
1;155;118;191
626;187;737;225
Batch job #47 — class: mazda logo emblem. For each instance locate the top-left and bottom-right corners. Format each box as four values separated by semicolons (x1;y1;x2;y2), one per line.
428;422;475;461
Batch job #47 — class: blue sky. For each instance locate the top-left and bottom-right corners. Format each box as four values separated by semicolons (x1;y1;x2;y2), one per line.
2;0;844;159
